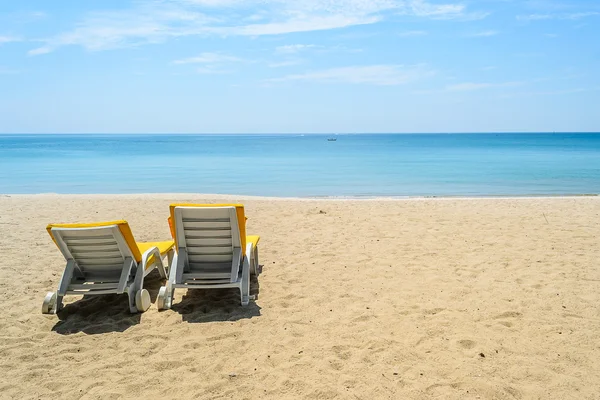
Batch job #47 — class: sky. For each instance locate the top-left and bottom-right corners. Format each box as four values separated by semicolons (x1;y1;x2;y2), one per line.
0;0;599;133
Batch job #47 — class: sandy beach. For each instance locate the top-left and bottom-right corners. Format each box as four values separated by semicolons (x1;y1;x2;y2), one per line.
0;194;599;399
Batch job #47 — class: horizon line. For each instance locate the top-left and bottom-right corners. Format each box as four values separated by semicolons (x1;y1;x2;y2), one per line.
1;131;599;135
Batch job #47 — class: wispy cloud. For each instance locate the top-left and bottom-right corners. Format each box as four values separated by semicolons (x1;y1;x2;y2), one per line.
501;87;600;98
195;67;232;74
402;0;489;20
275;44;318;54
517;11;600;21
468;30;499;37
173;52;243;64
398;30;427;37
28;0;488;55
267;64;435;86
172;51;246;74
268;59;303;68
446;81;523;91
0;36;21;45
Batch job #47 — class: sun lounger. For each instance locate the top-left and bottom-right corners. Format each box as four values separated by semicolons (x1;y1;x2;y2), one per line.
157;204;260;309
42;221;175;314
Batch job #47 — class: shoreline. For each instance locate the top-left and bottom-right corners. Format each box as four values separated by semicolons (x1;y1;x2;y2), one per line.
2;192;599;201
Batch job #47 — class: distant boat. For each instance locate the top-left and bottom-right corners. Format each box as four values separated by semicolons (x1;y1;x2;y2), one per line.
327;138;337;142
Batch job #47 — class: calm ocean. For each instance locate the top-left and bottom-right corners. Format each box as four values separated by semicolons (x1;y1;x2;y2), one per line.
1;133;599;197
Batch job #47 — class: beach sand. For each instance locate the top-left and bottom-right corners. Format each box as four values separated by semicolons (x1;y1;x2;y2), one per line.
0;195;599;399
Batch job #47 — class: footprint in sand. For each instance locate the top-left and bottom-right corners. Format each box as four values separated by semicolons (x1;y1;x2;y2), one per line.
493;311;522;319
457;339;476;349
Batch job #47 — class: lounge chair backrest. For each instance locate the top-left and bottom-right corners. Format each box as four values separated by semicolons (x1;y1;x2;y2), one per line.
47;222;138;281
169;203;248;255
173;206;242;282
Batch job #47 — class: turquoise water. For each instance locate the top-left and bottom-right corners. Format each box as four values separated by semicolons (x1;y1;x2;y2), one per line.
1;133;599;197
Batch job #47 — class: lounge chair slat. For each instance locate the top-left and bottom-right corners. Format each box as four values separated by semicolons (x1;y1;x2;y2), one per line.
71;251;123;259
183;221;232;230
62;232;115;239
183;232;232;240
76;257;124;266
184;272;234;280
185;238;232;247
187;246;232;254
188;254;233;263
183;217;230;223
68;283;119;290
65;238;118;245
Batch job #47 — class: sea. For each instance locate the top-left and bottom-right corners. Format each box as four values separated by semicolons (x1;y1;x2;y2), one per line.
1;133;599;197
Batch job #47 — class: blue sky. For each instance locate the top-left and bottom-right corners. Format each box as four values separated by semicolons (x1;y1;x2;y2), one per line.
0;0;599;133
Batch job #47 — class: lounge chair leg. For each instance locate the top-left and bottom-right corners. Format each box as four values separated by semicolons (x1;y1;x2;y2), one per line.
241;257;250;306
55;294;64;313
127;286;138;313
167;249;174;271
157;258;167;280
254;246;260;276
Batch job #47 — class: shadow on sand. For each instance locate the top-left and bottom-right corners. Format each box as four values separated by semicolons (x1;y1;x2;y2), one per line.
170;275;262;323
51;271;165;335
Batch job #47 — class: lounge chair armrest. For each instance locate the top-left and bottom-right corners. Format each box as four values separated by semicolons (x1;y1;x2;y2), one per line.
136;246;162;288
140;246;162;270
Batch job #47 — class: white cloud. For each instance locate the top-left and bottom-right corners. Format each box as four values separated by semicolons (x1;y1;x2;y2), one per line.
275;44;318;54
0;36;21;45
267;64;435;86
196;66;231;74
398;30;427;37
28;0;488;55
268;59;303;68
446;81;523;91
469;30;499;37
517;11;600;21
403;0;489;20
173;52;243;64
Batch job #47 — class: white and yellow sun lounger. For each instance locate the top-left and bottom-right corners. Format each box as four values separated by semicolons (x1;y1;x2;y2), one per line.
42;221;175;314
157;204;260;310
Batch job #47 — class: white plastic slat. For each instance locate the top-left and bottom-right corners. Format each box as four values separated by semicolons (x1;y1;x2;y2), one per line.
65;238;118;245
61;231;115;239
183;272;233;280
186;238;232;247
185;238;231;247
76;257;124;265
68;243;120;252
184;221;232;230
182;208;232;219
188;254;233;263
71;251;123;259
187;247;233;255
183;231;231;240
68;283;119;290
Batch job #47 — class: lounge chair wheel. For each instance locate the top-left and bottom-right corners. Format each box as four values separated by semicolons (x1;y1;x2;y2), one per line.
157;286;171;310
42;292;57;314
135;289;151;312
